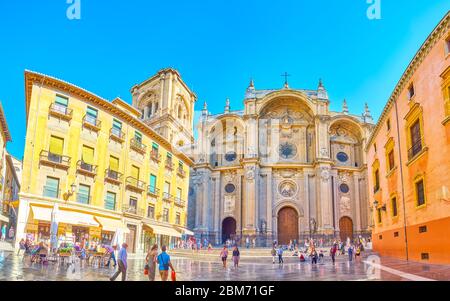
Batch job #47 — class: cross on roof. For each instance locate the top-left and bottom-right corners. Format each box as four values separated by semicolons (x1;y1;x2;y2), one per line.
281;72;291;88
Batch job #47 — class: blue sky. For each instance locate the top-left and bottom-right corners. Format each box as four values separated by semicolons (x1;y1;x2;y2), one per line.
0;0;449;159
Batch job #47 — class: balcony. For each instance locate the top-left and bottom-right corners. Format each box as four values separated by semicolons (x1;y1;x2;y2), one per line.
165;159;174;170
40;150;71;170
76;160;97;177
49;103;73;121
104;168;123;185
174;197;186;207
147;186;160;197
122;204;144;217
408;140;423;161
125;177;146;193
163;192;174;203
82;114;102;132
177;167;186;178
150;150;161;163
130;138;147;154
110;128;125;143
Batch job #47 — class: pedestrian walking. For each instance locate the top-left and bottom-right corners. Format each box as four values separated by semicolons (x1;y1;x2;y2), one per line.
1;224;6;241
271;247;277;264
220;246;228;268
355;244;361;262
310;248;318;265
157;245;175;281
245;237;250;249
277;246;284;264
110;243;128;281
17;239;25;256
232;246;240;268
348;245;354;262
105;245;117;268
145;244;158;281
330;243;337;264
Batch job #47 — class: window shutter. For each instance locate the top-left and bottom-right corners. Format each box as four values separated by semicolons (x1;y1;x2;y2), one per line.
55;95;68;106
109;156;119;171
82;146;95;165
131;166;140;179
49;136;64;155
87;107;98;118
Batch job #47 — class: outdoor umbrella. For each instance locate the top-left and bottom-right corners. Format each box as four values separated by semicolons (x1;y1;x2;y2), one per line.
50;204;59;251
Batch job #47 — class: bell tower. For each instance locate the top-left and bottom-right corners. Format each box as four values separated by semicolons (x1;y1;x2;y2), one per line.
131;68;197;147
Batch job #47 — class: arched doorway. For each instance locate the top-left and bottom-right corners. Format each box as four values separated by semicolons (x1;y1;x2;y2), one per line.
222;217;237;243
277;207;299;245
339;216;354;241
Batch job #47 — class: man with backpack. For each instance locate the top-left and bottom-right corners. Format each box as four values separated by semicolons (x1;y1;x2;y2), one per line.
157;245;175;281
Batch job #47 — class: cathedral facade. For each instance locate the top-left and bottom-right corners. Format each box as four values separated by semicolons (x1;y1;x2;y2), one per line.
189;80;375;245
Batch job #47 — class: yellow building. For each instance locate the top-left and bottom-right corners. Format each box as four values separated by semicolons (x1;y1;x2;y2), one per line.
16;69;195;253
0;102;13;229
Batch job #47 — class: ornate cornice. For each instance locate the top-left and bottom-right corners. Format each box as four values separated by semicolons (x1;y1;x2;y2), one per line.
365;11;450;151
0;102;12;143
24;70;194;166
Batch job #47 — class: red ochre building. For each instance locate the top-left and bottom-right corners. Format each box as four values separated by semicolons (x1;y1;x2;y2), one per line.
366;12;450;264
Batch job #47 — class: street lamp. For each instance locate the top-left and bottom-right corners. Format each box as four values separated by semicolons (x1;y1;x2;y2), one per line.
63;183;77;201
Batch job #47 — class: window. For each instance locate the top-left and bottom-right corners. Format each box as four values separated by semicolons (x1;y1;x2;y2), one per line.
419;226;428;233
149;174;157;193
339;184;350;194
225;184;236;194
416;179;426;207
388;150;395;171
225;151;237;162
112;119;122;136
175;213;181;225
445;36;450;55
135;131;142;143
409;119;423;159
336;152;349;163
377;208;382;224
408;84;415;100
394;232;399;237
43;177;59;198
55;95;69;112
386;119;391;131
163;208;169;222
152;142;159;154
374;169;380;192
148;205;155;219
147;103;153;118
86;106;98;124
109;156;119;172
391;197;398;217
77;184;91;204
129;197;138;211
105;192;116;211
82;145;95;166
49;136;64;158
176;188;182;200
374;143;377;153
178;161;184;169
164;181;171;195
131;165;140;180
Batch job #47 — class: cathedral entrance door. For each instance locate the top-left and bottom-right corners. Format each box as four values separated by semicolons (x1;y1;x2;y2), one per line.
277;207;299;245
339;216;354;241
222;217;237;243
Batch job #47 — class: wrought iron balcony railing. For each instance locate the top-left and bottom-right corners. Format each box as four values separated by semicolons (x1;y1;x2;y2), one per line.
40;150;71;170
147;185;160;197
122;204;144;217
105;168;123;185
77;160;97;177
49;103;73;121
408;139;423;161
130;138;147;154
82;114;102;131
110;128;125;143
150;150;161;163
125;177;146;192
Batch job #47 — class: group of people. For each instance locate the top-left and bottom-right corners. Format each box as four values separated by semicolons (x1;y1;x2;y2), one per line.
109;243;176;281
219;245;241;269
1;224;14;241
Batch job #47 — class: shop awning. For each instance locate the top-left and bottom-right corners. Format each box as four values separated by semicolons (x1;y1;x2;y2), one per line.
174;226;194;236
144;224;182;238
31;206;52;222
57;210;99;227
0;214;9;223
95;216;130;234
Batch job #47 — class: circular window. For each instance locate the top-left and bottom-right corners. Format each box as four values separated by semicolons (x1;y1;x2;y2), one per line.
279;143;297;159
225;152;237;162
340;184;350;194
337;152;349;163
225;184;236;194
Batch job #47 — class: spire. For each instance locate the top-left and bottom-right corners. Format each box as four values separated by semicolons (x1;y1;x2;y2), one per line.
342;99;349;114
248;78;255;90
317;78;328;100
363;102;373;123
202;101;208;117
225;98;231;113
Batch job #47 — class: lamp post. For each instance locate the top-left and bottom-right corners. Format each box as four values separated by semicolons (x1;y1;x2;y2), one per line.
63;183;77;201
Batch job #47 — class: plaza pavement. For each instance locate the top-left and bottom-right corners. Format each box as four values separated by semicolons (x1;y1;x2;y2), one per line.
1;248;449;281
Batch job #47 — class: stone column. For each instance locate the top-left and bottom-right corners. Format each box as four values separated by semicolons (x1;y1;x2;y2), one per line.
353;173;362;232
214;177;220;241
267;172;273;236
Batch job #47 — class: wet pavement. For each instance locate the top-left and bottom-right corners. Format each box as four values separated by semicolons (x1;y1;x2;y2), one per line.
1;250;449;281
